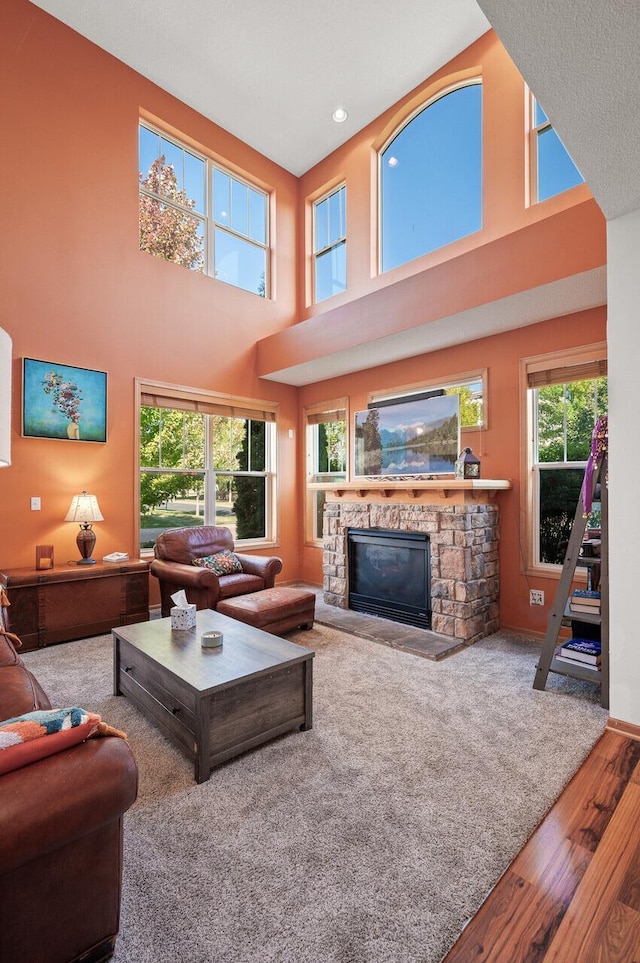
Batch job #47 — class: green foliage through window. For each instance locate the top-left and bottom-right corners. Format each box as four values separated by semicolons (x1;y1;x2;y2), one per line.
139;404;274;550
534;375;607;564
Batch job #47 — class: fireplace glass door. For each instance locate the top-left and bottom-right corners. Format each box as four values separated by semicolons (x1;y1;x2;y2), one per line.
348;529;431;629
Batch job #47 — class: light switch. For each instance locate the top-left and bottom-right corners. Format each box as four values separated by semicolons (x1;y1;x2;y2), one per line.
31;496;41;511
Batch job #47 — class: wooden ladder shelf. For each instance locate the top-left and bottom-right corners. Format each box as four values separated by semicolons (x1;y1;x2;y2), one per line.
533;456;609;709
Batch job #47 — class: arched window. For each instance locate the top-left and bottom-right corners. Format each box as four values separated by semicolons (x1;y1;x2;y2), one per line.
380;83;482;274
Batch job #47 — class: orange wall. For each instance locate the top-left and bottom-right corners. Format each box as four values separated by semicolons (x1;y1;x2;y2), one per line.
297;305;607;635
0;0;300;589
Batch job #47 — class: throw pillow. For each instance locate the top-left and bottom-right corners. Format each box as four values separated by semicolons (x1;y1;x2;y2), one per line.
0;706;102;776
192;550;243;576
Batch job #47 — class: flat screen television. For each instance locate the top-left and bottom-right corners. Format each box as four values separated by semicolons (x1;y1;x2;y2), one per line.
354;393;460;477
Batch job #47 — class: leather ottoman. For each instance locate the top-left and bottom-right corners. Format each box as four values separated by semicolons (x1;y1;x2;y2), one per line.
216;587;315;635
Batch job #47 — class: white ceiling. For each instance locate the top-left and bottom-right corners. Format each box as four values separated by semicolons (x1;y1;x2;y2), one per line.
29;0;490;177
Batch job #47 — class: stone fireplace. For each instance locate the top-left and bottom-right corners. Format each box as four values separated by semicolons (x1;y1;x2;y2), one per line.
320;483;504;644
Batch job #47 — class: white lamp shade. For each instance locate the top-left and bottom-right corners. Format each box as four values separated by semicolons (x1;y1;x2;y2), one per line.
64;490;104;523
0;327;12;467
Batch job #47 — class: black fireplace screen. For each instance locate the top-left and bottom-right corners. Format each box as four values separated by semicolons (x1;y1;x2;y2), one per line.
347;528;431;629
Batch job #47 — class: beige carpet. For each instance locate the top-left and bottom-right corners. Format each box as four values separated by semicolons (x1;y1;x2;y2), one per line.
23;625;606;963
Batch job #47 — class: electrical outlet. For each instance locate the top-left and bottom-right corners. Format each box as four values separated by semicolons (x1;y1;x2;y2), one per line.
30;496;41;511
530;589;545;606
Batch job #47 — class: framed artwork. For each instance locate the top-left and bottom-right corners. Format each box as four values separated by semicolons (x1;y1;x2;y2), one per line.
22;358;107;442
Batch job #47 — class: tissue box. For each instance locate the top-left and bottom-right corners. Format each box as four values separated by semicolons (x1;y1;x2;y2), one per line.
171;604;196;630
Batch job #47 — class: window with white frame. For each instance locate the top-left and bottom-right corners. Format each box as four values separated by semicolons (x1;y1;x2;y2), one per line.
313;184;346;303
527;355;607;568
305;402;347;542
379;82;482;274
139;123;269;296
529;93;584;202
138;384;277;552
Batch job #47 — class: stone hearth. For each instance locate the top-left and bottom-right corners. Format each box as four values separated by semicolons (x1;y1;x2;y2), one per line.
323;500;500;645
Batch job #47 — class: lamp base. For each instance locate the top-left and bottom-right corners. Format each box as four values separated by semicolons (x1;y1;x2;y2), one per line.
76;525;97;565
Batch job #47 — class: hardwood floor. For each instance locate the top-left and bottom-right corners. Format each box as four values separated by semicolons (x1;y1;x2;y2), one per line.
442;730;640;962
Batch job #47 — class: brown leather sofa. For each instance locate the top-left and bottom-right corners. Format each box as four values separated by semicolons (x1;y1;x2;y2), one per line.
151;525;283;617
0;619;138;963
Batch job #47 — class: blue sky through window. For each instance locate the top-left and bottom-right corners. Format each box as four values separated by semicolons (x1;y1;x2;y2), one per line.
380;84;482;273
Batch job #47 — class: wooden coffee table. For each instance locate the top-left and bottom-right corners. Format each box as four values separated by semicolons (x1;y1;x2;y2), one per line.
113;609;314;783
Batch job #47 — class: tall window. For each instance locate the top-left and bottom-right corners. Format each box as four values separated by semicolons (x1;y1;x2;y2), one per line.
380;82;482;274
139;123;269;296
138;384;277;552
313;185;346;302
305;403;347;542
528;357;607;566
530;94;584;202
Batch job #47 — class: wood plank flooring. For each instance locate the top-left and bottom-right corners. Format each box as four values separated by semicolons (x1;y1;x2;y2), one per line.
442;730;640;962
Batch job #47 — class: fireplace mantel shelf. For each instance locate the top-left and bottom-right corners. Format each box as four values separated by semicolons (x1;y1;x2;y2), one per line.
308;479;512;504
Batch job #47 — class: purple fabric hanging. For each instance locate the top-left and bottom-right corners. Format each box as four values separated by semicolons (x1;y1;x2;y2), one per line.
583;414;608;516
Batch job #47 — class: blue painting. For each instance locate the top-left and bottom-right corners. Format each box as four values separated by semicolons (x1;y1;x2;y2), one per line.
354;394;459;477
22;358;107;442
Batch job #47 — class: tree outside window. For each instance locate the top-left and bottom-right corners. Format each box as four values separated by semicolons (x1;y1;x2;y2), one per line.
306;406;347;542
534;376;607;564
138;123;269;296
139;403;275;551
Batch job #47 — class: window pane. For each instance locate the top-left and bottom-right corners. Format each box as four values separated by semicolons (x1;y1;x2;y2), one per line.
214;228;267;296
445;381;483;428
536;379;607;463
139;197;205;272
249;189;267;244
139;471;206;550
328;188;345;246
315;196;329;252
160;138;184;194
184;150;205;214
158;410;205;469
539;467;583;564
315;241;346;302
211;415;239;471
233;474;266;539
381;84;482;273
535;101;548;127
213;169;231;225
537;127;584;201
317;421;347;473
249;420;266;472
139;125;159;180
231;179;249;236
536;384;566;462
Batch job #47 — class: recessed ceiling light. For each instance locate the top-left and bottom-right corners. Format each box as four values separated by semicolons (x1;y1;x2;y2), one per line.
332;107;348;124
387;156;399;167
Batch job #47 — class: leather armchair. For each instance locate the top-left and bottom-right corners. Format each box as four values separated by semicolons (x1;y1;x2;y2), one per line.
150;526;283;617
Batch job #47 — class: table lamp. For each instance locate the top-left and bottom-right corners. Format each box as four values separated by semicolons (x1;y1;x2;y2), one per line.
65;490;104;564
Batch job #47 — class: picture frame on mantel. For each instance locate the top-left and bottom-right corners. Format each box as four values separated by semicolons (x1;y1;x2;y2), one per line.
22;358;107;442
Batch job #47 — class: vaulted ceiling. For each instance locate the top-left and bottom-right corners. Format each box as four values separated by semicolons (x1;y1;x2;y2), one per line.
28;0;640;384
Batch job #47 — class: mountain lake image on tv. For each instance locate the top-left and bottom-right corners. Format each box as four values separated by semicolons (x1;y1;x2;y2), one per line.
354;394;460;477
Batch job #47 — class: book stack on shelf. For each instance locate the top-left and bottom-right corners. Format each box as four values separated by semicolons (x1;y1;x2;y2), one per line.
556;638;602;669
569;588;601;616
